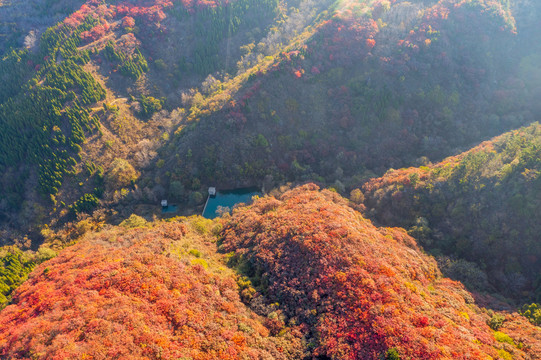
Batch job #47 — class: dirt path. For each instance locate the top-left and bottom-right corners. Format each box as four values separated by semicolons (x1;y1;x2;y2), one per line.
77;29;118;52
90;97;127;111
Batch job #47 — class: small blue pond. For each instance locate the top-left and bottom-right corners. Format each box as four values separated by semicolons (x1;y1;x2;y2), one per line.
203;188;261;219
162;205;178;214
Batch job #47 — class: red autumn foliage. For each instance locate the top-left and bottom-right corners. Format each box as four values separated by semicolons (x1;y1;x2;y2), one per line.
64;0;236;47
222;184;541;359
366;38;376;49
63;4;93;28
81;24;109;42
122;16;136;28
309;17;378;69
114;0;226;24
117;3;169;26
0;221;302;359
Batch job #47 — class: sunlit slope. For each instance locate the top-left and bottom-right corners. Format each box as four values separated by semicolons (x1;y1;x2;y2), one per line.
221;184;541;359
0;218;303;359
362;122;541;298
1;186;541;359
0;0;294;243
163;0;535;193
2;0;538;244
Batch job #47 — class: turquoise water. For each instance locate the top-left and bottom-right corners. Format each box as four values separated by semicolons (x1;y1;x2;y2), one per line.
162;205;178;214
202;188;261;219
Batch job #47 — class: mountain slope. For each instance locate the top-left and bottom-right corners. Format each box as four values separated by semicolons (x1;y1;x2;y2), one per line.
362;122;541;298
160;0;537;194
221;184;541;359
0;0;86;53
0;0;292;243
2;185;541;359
1;0;541;247
0;218;303;359
0;0;343;245
1;1;541;358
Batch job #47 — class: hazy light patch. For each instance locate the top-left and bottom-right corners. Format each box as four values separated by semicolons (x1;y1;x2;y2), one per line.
333;0;379;20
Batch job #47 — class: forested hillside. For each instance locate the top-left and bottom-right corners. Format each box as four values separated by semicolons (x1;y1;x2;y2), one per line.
362;122;541;299
0;15;106;236
161;0;540;194
1;0;541;357
2;186;541;359
0;218;304;359
1;0;540;248
0;0;294;245
0;0;86;53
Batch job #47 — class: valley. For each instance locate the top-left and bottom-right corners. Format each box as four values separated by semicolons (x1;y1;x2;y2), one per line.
1;0;541;359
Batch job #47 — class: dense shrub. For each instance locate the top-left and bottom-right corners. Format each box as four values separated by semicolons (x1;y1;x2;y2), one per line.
363;123;541;297
221;184;541;359
0;220;303;359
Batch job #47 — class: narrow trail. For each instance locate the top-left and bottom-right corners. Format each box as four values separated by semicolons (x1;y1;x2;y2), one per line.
90;97;127;111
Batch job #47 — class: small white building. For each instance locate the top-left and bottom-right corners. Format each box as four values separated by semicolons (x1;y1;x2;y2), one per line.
208;187;216;196
161;200;168;207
